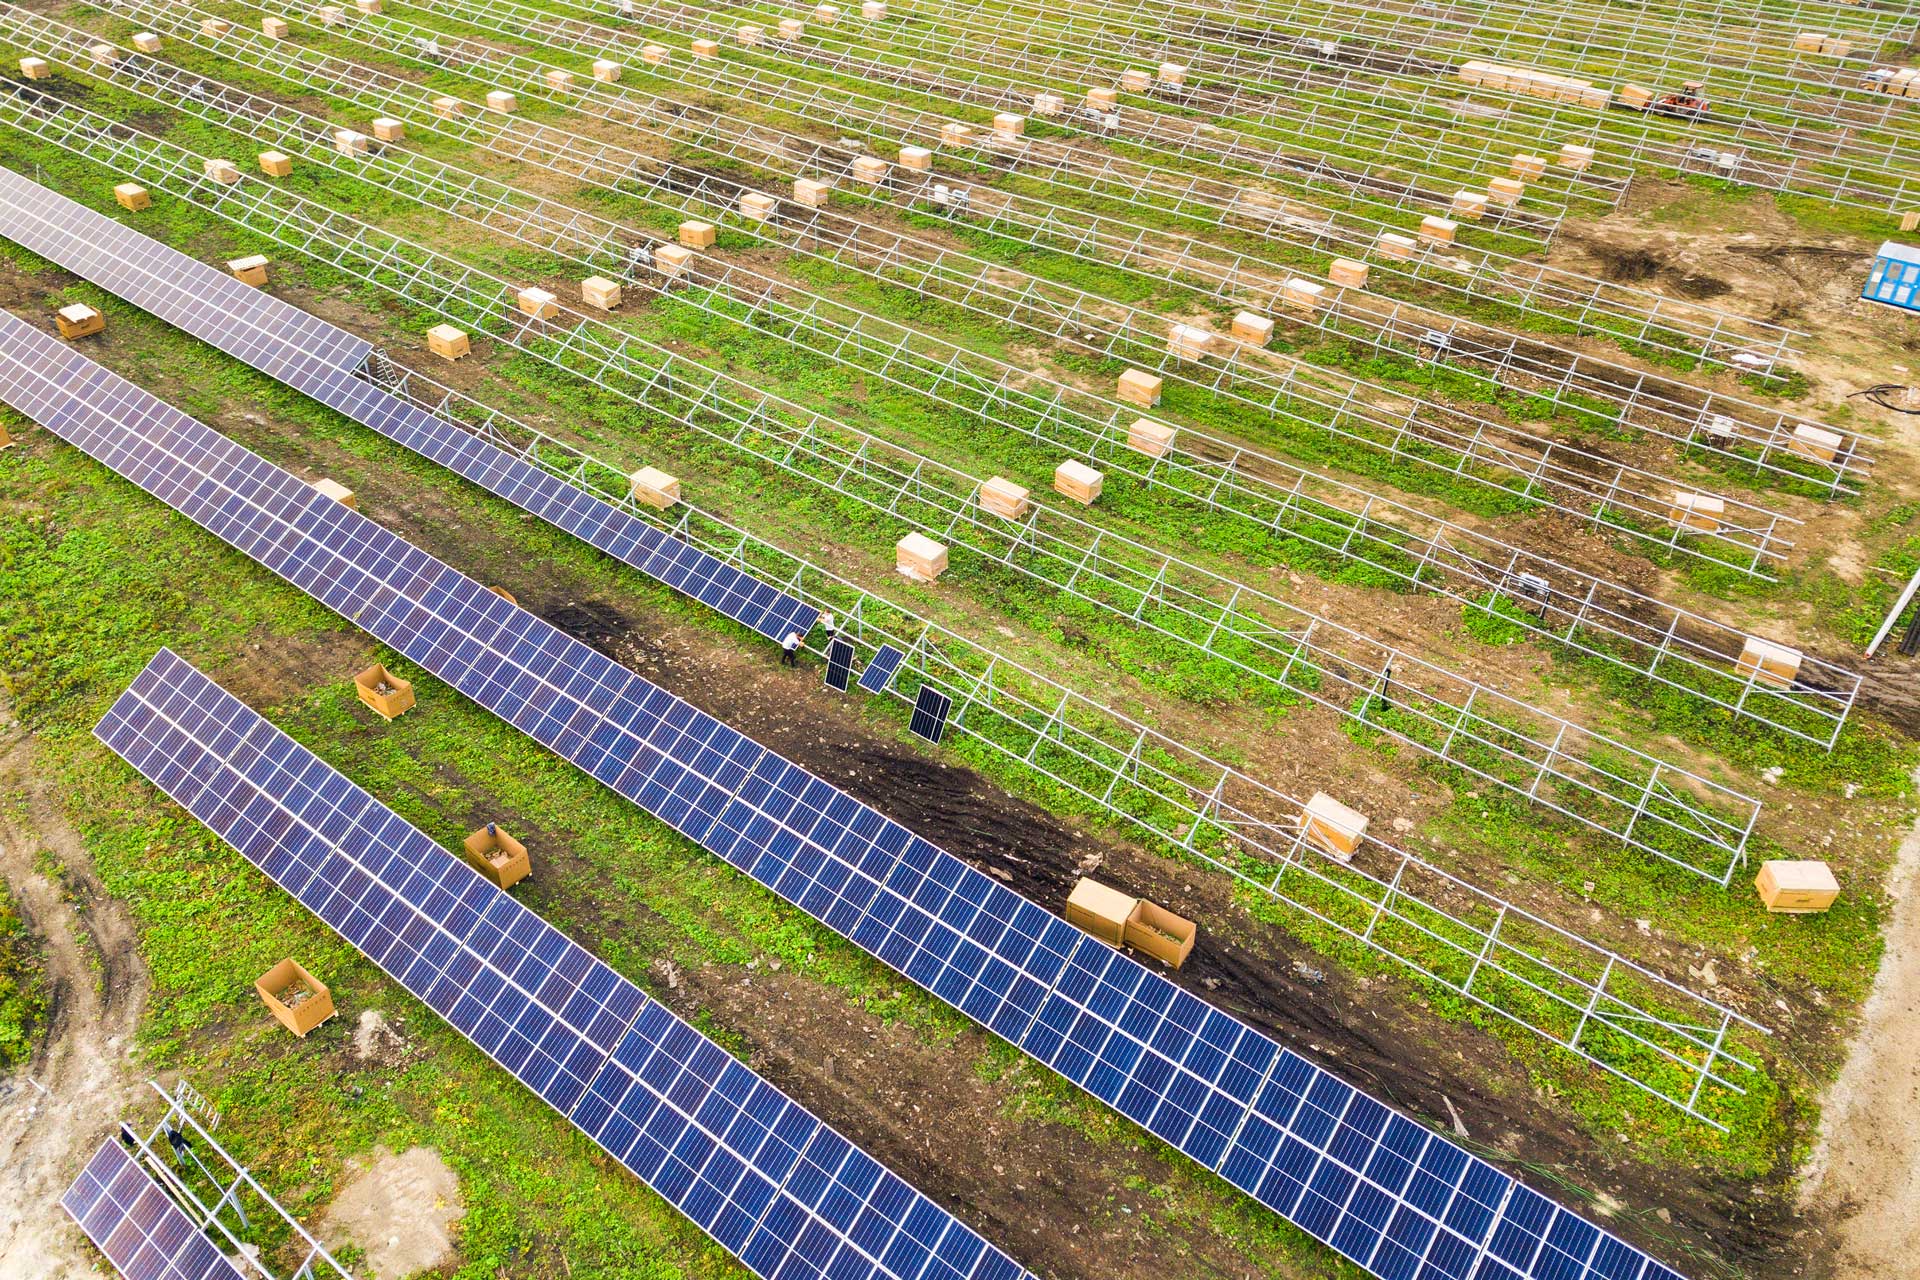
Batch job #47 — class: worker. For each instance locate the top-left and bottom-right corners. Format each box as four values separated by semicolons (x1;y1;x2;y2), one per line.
820;612;837;641
781;631;801;667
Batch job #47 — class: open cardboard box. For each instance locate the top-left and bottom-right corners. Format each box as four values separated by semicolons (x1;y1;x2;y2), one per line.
1123;899;1196;970
463;824;532;889
354;663;415;719
255;958;335;1037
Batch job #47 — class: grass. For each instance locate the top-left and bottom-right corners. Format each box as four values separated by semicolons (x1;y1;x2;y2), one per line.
0;878;47;1071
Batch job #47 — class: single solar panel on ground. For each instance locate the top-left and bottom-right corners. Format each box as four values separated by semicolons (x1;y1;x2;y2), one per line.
97;650;1028;1280
0;167;816;646
825;638;855;692
61;1137;244;1280
0;316;1687;1280
858;645;905;694
909;686;952;745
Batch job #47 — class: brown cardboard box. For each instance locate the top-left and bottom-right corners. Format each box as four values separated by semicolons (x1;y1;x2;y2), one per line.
258;151;293;178
463;825;532;889
852;156;889;183
1789;423;1844;463
739;192;778;220
228;254;271;287
354;0;381;12
1120;68;1151;92
678;220;717;248
593;59;622;81
199;18;230;36
1755;860;1839;913
372;117;405;142
1032;91;1065;116
777;18;805;38
1087;87;1117;110
485;90;518;113
427;324;470;360
582;276;622;310
738;24;763;44
1559;143;1595;171
1509;153;1547;180
1281;278;1326;312
203;158;241;184
1376;231;1417;260
1157;61;1186;86
655;244;694;277
18;57;49;79
318;4;347;23
642;43;668;64
1231;311;1274;345
1617;83;1654;109
255;959;335;1037
89;43;118;65
516;286;559;319
1419;216;1458;244
895;532;948;581
1487;177;1525;206
1065;877;1136;945
355;664;414;719
262;16;289;38
941;122;973;145
1124;899;1196;969
1902;210;1920;233
815;2;839;20
861;0;886;17
1737;637;1802;689
794;177;832;207
311;477;356;508
544;68;574;93
1450;190;1488;220
898;146;932;171
1793;32;1826;52
1328;258;1369;289
1053;459;1102;504
1168;323;1214;360
629;465;680;509
692;38;720;57
334;129;370;157
993;113;1025;138
1303;791;1368;861
132;32;163;53
978;475;1031;519
432;96;462;118
114;183;151;211
55;305;105;340
1117;368;1162;406
1127;417;1176;457
1670;491;1725;531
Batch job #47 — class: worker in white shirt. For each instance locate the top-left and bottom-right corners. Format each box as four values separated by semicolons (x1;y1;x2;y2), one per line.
781;632;801;667
821;613;837;642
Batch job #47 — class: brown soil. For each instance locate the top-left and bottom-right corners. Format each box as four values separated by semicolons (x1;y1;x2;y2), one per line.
318;1145;465;1280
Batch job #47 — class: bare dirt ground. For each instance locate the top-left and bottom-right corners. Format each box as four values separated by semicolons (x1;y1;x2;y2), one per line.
0;691;149;1279
1796;767;1920;1279
318;1145;465;1280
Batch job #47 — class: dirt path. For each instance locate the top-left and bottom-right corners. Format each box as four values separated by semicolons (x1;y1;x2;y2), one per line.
1798;764;1920;1278
0;694;150;1279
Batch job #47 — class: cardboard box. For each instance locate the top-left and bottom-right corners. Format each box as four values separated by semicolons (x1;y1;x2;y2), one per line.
1033;91;1065;116
1670;491;1724;531
1794;32;1826;52
485;90;518;113
692;38;720;57
199;18;230;36
739;192;777;220
262;16;289;38
1117;368;1162;406
1157;61;1186;86
852;155;888;183
815;3;839;21
1065;877;1136;945
1559;142;1595;171
1755;860;1839;914
545;69;573;90
258;151;293;178
1450;190;1488;220
255;959;335;1037
1376;231;1417;260
1487;177;1525;206
642;43;668;64
516;286;559;319
18;57;49;79
355;663;415;718
896;532;948;581
978;475;1031;519
1121;68;1151;92
432;96;462;118
1053;459;1102;504
1127;416;1176;457
794;177;832;207
315;6;344;26
355;0;381;12
334;129;369;156
678;220;717;248
114;183;150;211
582;276;622;310
898;145;932;171
228;254;271;287
1903;210;1920;233
1281;278;1325;311
655;243;694;277
311;477;356;507
1737;637;1802;689
993;112;1025;138
1617;83;1654;109
629;465;680;508
941;122;973;145
1821;37;1851;56
777;18;804;38
372;117;404;142
463;825;531;889
593;59;622;81
1418;215;1458;245
1168;323;1214;359
89;43;117;65
204;158;241;184
1328;258;1369;289
737;25;763;45
1509;153;1547;180
1303;791;1368;861
1124;899;1196;969
1087;87;1116;111
1232;311;1274;346
1789;423;1844;463
132;32;162;52
861;0;886;17
427;324;470;360
55;305;105;340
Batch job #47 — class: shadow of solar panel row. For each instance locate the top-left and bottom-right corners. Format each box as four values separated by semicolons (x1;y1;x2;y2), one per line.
61;1138;243;1280
97;650;1029;1280
0;167;816;645
0;318;1684;1280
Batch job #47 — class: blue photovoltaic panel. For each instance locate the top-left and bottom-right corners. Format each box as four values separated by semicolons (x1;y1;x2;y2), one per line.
0;166;816;645
61;1138;244;1280
858;645;905;694
0;318;1686;1280
825;638;855;692
909;687;951;745
96;650;1030;1280
1864;241;1920;313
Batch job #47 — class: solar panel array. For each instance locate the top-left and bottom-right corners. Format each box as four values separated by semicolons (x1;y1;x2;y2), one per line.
97;650;1028;1280
858;645;905;695
0;166;815;646
61;1138;244;1280
2;307;1688;1280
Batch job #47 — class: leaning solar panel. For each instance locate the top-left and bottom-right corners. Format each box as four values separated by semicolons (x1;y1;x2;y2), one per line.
0;317;1686;1280
857;645;905;694
0;167;817;646
61;1137;244;1280
97;650;1030;1280
909;687;952;745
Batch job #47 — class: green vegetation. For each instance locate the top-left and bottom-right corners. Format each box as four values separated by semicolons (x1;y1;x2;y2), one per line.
0;880;47;1071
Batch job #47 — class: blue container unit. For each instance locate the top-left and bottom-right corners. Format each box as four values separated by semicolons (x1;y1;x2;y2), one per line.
1864;242;1920;312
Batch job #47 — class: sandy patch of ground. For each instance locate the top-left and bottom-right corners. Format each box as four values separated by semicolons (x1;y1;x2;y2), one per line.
320;1145;465;1280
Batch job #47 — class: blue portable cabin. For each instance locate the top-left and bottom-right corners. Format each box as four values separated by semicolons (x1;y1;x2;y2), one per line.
1865;242;1920;312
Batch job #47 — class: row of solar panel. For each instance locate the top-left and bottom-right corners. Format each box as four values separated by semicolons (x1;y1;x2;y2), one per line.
97;649;1027;1280
0;166;818;645
0;310;1681;1280
61;1139;243;1280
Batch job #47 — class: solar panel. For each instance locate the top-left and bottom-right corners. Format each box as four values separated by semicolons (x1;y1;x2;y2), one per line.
61;1137;244;1280
0;315;1687;1280
96;650;1029;1280
0;167;815;646
909;687;951;745
857;645;905;694
825;638;855;692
